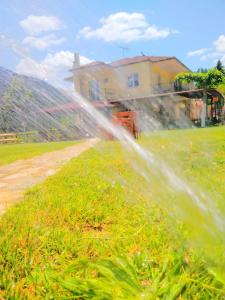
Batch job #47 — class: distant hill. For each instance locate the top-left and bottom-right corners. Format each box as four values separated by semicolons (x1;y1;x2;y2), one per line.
0;67;14;103
0;66;72;108
0;66;76;135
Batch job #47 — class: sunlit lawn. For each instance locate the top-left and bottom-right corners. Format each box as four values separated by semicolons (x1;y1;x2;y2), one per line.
140;126;225;200
0;126;224;299
0;140;80;166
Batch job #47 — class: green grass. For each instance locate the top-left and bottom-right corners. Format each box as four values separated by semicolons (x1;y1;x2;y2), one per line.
0;140;80;166
0;127;224;299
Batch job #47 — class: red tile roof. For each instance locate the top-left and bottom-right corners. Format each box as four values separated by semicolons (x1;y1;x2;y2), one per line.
110;56;174;67
71;56;174;71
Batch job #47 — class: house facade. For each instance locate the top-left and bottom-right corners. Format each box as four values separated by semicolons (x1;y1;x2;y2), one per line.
67;54;190;102
63;54;225;135
65;54;198;130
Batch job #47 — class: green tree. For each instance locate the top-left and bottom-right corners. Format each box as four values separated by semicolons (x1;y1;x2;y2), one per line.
175;68;225;127
216;60;224;73
215;60;225;97
218;84;225;96
0;76;33;132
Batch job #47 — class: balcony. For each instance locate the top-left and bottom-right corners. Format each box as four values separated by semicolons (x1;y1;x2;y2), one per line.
103;81;194;103
152;81;193;94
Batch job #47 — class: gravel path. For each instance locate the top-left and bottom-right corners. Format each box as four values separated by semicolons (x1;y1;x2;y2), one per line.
0;138;99;214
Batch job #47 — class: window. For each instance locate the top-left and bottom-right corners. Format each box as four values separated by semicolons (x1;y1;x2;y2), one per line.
128;73;139;88
89;80;100;100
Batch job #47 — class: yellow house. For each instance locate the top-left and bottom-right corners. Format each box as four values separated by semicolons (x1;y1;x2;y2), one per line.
65;54;221;128
67;54;191;102
44;54;223;134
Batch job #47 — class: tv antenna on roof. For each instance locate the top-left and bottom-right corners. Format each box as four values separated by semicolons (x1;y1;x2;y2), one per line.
118;46;129;57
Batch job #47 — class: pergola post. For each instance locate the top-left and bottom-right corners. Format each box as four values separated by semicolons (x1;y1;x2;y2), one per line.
201;89;207;128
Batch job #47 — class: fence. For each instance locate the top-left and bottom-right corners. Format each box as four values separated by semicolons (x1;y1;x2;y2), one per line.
0;129;79;144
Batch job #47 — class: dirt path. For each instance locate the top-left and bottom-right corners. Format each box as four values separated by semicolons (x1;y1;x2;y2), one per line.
0;138;99;214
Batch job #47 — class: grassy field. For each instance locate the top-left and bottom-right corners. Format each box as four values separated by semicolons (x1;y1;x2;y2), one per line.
0;127;224;299
0;140;79;166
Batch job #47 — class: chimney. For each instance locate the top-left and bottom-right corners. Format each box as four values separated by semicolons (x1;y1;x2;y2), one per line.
73;52;80;68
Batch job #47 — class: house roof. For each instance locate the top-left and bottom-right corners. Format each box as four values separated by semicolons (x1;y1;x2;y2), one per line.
110;56;174;67
71;56;179;71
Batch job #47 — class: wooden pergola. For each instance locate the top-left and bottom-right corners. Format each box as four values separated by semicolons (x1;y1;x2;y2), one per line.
108;88;225;125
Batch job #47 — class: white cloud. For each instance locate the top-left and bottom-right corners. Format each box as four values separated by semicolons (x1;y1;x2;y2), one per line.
16;57;50;80
43;51;92;67
20;15;64;35
16;51;93;86
187;48;210;57
187;34;225;64
78;12;177;42
214;35;225;53
0;34;29;58
22;34;65;50
200;52;221;61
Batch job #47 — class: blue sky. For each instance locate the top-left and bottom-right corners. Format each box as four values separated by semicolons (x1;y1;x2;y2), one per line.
0;0;225;87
